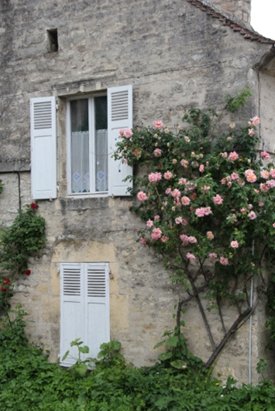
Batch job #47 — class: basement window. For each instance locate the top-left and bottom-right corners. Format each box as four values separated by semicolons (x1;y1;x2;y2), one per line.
47;29;58;52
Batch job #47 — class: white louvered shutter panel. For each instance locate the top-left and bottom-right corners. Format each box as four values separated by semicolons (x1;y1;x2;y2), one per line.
108;85;133;196
60;263;84;366
86;263;110;358
30;97;57;199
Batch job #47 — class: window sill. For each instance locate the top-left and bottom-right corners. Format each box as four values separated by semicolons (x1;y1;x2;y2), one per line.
67;192;108;199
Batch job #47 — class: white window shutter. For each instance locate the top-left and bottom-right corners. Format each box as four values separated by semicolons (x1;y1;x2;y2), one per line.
60;263;110;366
30;96;57;200
60;263;84;366
108;85;133;196
86;263;110;358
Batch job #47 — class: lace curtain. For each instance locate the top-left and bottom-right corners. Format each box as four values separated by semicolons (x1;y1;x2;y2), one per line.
71;129;108;193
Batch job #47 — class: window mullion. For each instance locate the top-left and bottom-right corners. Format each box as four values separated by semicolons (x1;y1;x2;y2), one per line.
89;98;95;193
66;101;72;195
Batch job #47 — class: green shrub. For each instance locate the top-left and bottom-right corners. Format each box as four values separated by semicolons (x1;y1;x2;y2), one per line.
1;312;275;410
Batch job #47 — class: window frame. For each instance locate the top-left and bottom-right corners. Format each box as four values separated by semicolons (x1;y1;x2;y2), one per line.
66;92;108;197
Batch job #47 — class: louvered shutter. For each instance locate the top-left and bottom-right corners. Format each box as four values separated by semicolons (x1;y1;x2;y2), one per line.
60;263;84;366
30;96;57;199
108;85;133;196
86;263;110;358
60;263;110;366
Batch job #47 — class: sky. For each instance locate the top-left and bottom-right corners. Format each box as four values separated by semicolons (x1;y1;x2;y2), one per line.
251;0;275;39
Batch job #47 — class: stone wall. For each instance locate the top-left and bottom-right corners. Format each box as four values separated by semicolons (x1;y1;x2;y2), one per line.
209;0;251;24
0;0;273;382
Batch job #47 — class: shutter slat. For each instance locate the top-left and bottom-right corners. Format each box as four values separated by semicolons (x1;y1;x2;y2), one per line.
87;268;106;298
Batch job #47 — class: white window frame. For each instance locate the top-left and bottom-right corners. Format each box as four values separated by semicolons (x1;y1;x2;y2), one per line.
66;93;108;197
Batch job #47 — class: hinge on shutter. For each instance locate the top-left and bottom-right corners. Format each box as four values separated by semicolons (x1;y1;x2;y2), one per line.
109;269;114;280
55;99;59;111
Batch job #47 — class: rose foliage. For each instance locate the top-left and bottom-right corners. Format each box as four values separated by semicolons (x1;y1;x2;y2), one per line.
0;203;46;312
114;109;275;366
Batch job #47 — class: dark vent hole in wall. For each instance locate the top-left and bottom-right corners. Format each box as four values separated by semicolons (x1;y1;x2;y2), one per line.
47;29;58;52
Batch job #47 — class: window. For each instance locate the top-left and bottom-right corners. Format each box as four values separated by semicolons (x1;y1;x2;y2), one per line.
60;262;110;366
30;85;133;200
47;28;58;52
68;96;108;194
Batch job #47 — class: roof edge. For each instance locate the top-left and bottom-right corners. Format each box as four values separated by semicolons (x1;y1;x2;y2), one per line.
186;0;275;45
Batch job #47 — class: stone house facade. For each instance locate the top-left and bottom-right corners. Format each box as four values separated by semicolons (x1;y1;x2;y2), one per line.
1;0;275;382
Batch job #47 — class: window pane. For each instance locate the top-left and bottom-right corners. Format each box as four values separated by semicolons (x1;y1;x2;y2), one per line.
95;97;108;192
95;96;107;130
71;99;88;132
70;100;90;193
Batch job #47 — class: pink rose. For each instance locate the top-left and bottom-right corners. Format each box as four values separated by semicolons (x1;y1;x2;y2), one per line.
206;231;214;240
230;172;239;181
119;128;133;138
171;189;181;198
186;252;196;261
151;227;162;240
146;219;154;228
273;223;275;228
153;148;162;157
148;172;162;183
153;120;164;129
137;191;148;202
181;196;191;206
175;216;183;225
261;151;270;160
270;169;275;178
199;164;205;173
195;207;212;217
188;236;197;244
178;178;187;185
228;151;239;161
260;183;269;192
180;234;189;245
248;128;255;137
248;211;257;220
230;240;239;249
244;169;257;183
260;170;270;180
249;116;260;126
219;256;229;266
267;179;275;188
165;187;172;195
213;194;223;205
208;252;217;261
163;171;173;180
161;235;169;243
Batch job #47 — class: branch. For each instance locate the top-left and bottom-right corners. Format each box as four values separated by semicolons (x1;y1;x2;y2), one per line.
205;303;257;368
216;294;226;334
178;246;216;350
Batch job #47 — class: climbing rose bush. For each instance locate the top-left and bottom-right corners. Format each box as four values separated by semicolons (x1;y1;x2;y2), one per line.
114;108;275;366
